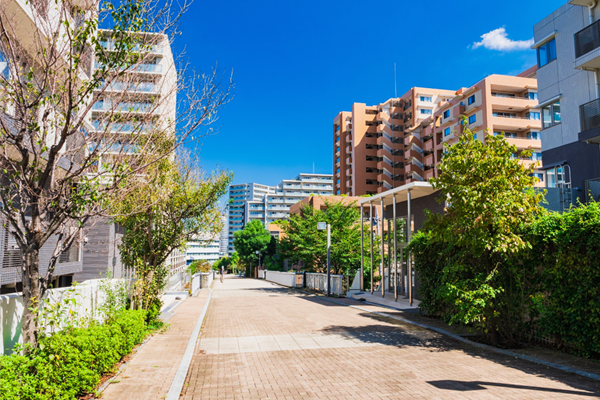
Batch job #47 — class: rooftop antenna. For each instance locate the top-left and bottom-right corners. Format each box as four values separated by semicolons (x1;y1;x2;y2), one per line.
394;63;397;98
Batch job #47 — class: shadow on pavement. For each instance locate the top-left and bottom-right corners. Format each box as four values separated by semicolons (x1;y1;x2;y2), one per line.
427;380;599;396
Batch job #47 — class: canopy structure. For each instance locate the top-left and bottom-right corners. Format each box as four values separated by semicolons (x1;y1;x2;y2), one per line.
357;182;439;306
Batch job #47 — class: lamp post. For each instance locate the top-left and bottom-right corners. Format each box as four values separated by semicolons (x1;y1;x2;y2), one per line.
317;221;331;297
255;250;261;278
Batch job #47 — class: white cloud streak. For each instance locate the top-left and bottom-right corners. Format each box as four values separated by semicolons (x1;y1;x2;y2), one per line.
472;27;534;51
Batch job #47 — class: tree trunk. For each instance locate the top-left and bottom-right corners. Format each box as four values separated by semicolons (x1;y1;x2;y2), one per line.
21;247;41;350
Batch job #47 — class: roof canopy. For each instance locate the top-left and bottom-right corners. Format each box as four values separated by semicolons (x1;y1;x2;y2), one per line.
358;182;439;207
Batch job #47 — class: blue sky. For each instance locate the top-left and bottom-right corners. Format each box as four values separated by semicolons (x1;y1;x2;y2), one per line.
177;0;565;187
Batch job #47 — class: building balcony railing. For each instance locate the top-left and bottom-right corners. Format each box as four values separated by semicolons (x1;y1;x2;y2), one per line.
576;19;600;59
579;98;600;144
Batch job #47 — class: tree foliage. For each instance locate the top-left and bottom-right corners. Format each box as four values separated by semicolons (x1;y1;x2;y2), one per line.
278;198;379;277
233;220;271;272
112;154;231;312
409;126;544;344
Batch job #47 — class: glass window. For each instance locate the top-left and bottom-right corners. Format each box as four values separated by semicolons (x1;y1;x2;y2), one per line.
527;92;539;100
443;110;450;119
420;109;432;115
0;50;8;79
527;112;541;120
469;114;477;124
468;95;476;105
537;39;557;68
473;134;477;140
420;96;432;102
542;101;561;129
444;127;451;136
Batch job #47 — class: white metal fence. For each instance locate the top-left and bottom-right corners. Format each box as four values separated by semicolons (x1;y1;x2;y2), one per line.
305;273;344;296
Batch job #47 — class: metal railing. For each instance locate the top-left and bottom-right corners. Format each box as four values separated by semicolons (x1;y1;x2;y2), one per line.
580;98;600;132
305;273;345;296
576;19;600;58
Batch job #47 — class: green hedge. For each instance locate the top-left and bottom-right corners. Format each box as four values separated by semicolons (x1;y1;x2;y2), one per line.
0;310;147;400
411;202;600;356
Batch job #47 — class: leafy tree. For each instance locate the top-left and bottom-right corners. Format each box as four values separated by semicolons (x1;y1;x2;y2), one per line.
188;260;212;275
279;198;380;278
230;252;240;273
112;155;231;313
233;220;271;275
0;0;233;347
412;124;544;344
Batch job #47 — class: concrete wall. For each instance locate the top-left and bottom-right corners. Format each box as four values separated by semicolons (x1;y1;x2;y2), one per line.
265;271;303;288
0;279;127;355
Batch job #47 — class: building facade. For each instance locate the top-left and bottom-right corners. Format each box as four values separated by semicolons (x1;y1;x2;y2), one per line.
533;1;600;205
417;70;543;186
185;237;221;266
334;73;544;196
333;88;455;196
227;183;275;255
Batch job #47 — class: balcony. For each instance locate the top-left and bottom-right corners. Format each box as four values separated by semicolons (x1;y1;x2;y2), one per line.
492;115;541;131
490;95;537;112
453;104;466;118
575;19;600;69
423;139;434;152
424;154;435;166
505;137;542;150
579;98;600;144
405;149;423;164
424;169;434;180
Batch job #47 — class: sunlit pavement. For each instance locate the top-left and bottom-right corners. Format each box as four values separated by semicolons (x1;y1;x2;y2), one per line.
181;276;600;399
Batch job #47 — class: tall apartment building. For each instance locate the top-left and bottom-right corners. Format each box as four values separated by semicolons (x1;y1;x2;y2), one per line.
532;1;600;205
227;174;333;254
75;32;182;281
244;173;334;226
334;88;455;196
219;215;228;256
416;70;543;186
334;74;543;196
227;183;275;255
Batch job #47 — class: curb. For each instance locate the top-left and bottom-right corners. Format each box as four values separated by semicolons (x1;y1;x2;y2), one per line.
165;288;213;400
262;280;600;383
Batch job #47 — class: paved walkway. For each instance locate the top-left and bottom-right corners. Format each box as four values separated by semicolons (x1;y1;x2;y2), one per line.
102;289;210;400
182;276;600;399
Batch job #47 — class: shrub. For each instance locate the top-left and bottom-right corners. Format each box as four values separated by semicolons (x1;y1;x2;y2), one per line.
526;202;600;356
0;310;147;400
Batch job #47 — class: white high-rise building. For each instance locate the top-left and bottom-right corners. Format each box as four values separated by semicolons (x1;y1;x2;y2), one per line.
185;236;220;265
227;183;275;255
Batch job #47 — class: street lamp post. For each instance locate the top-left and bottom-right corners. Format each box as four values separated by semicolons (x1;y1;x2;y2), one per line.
317;221;331;297
255;250;261;278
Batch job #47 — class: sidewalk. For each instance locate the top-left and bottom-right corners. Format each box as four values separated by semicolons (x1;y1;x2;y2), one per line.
350;290;420;311
100;288;211;400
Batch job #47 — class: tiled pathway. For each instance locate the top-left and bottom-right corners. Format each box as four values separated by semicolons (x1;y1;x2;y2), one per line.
182;277;600;399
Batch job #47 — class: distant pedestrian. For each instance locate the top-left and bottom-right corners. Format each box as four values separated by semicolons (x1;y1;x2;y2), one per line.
220;266;224;283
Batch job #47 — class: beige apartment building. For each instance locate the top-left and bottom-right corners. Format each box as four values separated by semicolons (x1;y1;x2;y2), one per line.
333;67;543;195
333;88;455;196
419;67;543;185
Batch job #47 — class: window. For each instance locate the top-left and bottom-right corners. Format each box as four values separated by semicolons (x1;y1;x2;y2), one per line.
473;133;477;140
528;132;540;140
533;152;542;161
420;109;432;115
530;173;544;182
527;92;539;100
420;96;432;102
468;95;476;106
444;127;451;136
335;157;340;163
493;112;516;118
468;114;477;124
542;101;561;129
335;125;340;132
443;110;450;119
537;38;557;68
526;112;541;120
336;168;340;174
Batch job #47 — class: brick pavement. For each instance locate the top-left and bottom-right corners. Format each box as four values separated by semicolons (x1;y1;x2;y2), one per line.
101;289;210;400
182;277;600;399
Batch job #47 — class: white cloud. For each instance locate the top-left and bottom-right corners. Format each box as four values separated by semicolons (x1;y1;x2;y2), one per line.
472;27;533;51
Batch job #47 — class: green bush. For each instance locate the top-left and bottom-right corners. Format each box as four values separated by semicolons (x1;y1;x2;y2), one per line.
526;202;600;356
0;310;147;400
412;202;600;356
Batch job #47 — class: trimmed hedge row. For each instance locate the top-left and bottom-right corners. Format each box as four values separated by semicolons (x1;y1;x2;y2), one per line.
411;202;600;356
0;310;147;400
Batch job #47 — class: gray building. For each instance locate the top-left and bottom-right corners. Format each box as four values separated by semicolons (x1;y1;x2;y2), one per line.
533;0;600;206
